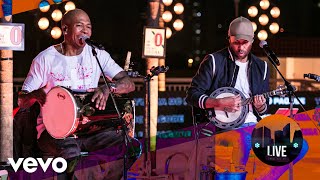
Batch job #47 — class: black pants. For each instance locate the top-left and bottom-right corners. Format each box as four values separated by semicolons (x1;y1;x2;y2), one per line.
38;129;125;159
38;129;141;179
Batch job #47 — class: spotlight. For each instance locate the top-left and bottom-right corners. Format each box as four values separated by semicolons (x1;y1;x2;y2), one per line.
260;0;270;10
51;27;62;39
252;22;257;32
38;17;49;30
258;30;268;40
53;0;63;4
173;19;184;31
248;6;258;17
174;3;184;15
39;0;50;13
51;9;63;22
258;14;269;26
65;1;76;12
270;6;280;18
166;27;172;39
162;11;172;23
162;0;173;6
269;22;279;34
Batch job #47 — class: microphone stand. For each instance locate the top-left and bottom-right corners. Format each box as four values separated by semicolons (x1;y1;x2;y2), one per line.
265;52;306;180
90;46;133;180
127;66;169;179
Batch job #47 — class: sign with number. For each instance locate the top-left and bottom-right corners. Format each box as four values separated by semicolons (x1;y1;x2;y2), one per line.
0;23;25;51
142;27;166;58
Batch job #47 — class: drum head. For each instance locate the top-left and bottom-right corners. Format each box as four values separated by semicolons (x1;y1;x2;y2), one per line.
42;87;78;139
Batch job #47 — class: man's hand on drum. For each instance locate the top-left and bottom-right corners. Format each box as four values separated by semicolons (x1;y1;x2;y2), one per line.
87;85;110;110
216;94;242;112
18;81;53;108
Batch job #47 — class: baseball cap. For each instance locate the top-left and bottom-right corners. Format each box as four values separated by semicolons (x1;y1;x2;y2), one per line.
228;16;254;42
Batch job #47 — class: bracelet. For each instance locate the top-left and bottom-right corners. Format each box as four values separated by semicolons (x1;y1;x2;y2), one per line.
109;83;117;93
18;91;29;95
256;104;266;111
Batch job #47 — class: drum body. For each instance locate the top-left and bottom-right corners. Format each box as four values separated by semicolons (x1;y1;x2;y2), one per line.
42;86;135;139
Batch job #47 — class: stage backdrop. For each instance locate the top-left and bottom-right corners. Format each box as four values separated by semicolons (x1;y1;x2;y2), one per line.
130;91;320;139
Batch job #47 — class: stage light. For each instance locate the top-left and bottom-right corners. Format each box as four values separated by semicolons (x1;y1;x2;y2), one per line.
252;21;257;32
260;0;270;10
39;0;50;13
53;0;63;4
259;14;269;26
269;22;279;34
258;30;268;40
162;11;172;23
38;17;49;30
166;27;172;39
188;58;193;67
65;1;76;12
162;0;173;6
173;19;183;31
51;27;62;39
270;6;280;18
174;3;184;15
248;0;280;40
248;6;258;17
51;9;63;22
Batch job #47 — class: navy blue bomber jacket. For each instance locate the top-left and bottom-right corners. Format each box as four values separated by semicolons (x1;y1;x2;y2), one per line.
186;47;270;120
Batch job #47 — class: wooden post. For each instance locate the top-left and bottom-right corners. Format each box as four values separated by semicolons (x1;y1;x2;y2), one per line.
0;9;13;163
158;3;166;92
146;0;160;174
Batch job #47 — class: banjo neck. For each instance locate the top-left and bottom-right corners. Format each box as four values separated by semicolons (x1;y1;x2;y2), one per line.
242;87;286;106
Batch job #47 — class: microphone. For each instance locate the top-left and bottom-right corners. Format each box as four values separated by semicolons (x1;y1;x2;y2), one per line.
150;65;169;75
259;41;280;66
80;35;105;50
304;73;320;82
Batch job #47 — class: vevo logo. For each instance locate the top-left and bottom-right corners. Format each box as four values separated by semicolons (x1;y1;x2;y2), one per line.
8;157;67;173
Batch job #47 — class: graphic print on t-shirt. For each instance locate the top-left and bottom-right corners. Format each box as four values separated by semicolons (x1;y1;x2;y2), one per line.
49;62;93;90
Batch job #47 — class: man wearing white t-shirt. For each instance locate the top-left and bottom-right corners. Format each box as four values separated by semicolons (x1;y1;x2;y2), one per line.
18;9;136;179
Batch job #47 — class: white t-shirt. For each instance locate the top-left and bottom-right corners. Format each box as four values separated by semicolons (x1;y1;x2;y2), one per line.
22;44;123;138
234;60;257;123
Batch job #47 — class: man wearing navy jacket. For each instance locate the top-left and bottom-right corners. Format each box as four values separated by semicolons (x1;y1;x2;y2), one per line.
186;16;307;179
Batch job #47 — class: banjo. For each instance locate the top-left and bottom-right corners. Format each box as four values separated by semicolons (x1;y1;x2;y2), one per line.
206;85;287;129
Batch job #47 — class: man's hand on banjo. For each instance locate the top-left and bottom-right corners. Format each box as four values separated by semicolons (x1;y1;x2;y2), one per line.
253;95;266;112
215;94;242;112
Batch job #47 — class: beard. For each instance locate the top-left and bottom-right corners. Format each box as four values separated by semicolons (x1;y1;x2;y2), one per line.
230;44;252;60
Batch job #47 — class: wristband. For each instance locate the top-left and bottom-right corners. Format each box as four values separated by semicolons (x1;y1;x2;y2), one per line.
109;83;117;93
256;104;266;111
18;91;29;95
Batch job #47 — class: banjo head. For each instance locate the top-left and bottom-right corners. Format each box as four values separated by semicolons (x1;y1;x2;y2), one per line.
207;87;248;129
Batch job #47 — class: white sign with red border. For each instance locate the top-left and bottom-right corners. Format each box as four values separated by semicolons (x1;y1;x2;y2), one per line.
142;27;166;58
0;23;25;51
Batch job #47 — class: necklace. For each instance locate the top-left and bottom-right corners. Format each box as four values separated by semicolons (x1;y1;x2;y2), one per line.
60;43;64;55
